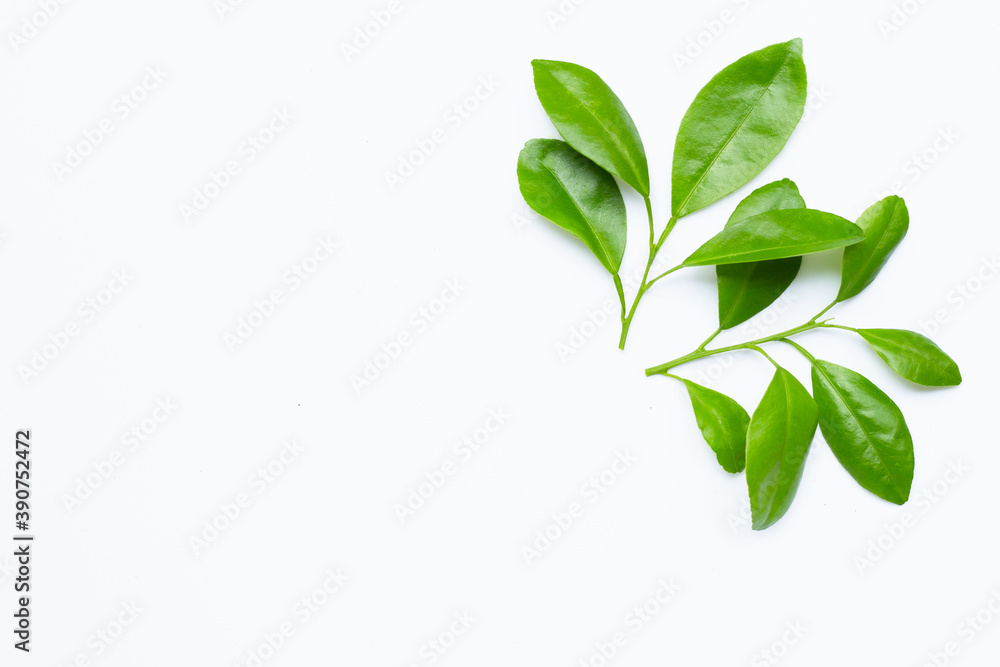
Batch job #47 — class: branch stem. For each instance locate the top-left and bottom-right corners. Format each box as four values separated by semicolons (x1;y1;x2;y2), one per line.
645;301;840;376
618;205;681;349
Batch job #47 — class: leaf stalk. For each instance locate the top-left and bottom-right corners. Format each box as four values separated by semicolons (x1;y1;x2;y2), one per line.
618;208;681;349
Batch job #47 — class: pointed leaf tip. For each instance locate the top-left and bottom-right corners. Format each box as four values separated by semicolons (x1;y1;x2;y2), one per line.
532;60;649;196
671;40;808;218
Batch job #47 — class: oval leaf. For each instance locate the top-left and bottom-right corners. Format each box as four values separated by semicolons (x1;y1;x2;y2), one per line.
684;209;863;267
727;177;806;222
811;360;914;504
681;380;750;473
746;367;818;530
671;39;807;218
532;60;650;196
837;196;909;301
517;139;627;274
717;179;805;329
856;328;962;386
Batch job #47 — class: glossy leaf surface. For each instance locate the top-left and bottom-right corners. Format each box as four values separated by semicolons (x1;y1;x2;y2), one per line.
717;179;805;329
856;328;962;386
684;209;863;267
838;196;909;301
532;60;650;196
681;380;750;473
671;39;807;218
746;367;818;530
811;360;914;504
517;139;627;274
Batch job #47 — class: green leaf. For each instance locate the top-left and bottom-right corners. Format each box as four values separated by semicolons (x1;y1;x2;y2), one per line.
837;196;909;301
717;179;806;329
811;360;914;504
681;380;750;473
856;328;962;387
671;39;807;218
532;60;650;197
727;177;806;222
746;367;818;530
683;209;864;267
517;139;627;274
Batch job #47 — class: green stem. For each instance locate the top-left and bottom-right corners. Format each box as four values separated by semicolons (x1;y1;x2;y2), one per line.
749;345;780;368
618;312;634;349
618;208;681;350
810;300;838;323
646;262;684;288
696;327;722;352
645;319;825;376
613;273;626;325
645;298;842;376
780;338;816;362
644;196;655;248
820;322;857;333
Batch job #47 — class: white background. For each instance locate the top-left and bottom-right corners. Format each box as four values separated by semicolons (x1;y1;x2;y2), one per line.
2;0;998;665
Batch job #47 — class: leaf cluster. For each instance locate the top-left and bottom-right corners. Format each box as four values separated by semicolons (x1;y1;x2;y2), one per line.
517;40;962;530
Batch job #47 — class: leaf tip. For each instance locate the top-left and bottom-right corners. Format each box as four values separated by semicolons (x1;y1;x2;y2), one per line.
886;483;911;505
